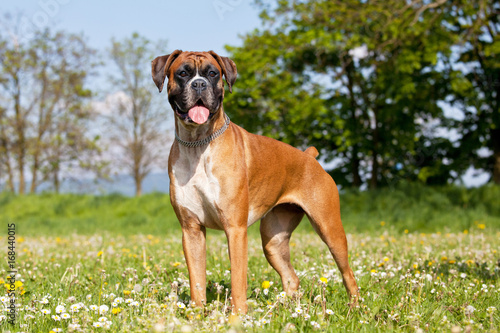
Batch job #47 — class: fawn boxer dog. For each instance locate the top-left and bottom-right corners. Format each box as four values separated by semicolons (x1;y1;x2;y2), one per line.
151;50;359;313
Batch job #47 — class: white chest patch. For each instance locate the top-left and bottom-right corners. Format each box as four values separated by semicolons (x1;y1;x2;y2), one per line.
172;146;222;228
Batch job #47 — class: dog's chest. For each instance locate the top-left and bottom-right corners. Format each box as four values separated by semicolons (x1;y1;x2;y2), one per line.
171;146;222;227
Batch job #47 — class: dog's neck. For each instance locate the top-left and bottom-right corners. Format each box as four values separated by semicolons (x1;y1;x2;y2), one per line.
174;108;228;146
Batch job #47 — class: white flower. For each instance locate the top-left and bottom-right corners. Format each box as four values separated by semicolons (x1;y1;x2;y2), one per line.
278;292;287;299
295;308;303;314
263;289;269;295
177;302;186;309
99;305;109;314
93;322;103;327
89;304;98;311
61;313;71;319
52;329;62;332
486;306;497;314
304;314;311;320
0;315;6;321
86;294;92;301
69;323;81;330
51;315;61;321
99;316;108;322
311;321;320;329
70;304;80;313
460;273;467;279
112;302;118;307
326;309;334;315
41;309;51;315
125;298;133;304
0;297;8;303
40;298;49;304
291;313;298;318
55;305;65;314
131;301;139;307
24;314;35;320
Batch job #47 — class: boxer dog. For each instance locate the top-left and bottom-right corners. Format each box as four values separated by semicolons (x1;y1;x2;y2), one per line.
151;50;358;313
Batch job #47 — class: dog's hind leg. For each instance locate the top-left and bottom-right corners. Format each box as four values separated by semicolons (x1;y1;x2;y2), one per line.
260;204;304;294
303;188;359;304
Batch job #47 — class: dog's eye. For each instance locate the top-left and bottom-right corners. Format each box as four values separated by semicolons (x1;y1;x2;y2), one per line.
209;71;217;77
179;71;188;77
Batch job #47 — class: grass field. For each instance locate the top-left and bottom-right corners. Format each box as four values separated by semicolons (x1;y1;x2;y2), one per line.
1;183;499;332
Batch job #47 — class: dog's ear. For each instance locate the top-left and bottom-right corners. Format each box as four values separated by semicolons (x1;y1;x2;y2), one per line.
208;51;237;93
151;49;183;93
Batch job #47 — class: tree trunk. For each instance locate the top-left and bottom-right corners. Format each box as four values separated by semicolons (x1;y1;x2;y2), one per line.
135;175;142;197
14;76;26;194
492;128;500;184
370;111;379;189
351;146;362;188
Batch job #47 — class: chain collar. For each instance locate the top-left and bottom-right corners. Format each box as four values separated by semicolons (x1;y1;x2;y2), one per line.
175;114;230;148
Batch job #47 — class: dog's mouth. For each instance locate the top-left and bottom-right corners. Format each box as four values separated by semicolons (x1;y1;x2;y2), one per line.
175;99;212;124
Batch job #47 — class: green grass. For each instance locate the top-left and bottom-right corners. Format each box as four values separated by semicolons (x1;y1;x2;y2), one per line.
0;183;499;331
1;230;499;332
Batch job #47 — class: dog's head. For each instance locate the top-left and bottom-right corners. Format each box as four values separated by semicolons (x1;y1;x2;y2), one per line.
151;50;237;126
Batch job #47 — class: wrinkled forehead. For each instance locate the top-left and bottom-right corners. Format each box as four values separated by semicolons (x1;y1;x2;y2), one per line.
171;52;221;72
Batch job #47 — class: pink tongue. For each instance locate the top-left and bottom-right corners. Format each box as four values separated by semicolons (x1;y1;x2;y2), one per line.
188;106;210;124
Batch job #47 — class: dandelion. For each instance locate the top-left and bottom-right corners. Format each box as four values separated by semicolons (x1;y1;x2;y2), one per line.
478;224;485;229
319;277;328;284
262;281;271;289
97;251;103;257
326;309;334;315
465;305;475;315
112;307;122;315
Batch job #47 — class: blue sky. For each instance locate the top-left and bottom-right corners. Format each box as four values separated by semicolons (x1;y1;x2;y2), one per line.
3;0;261;54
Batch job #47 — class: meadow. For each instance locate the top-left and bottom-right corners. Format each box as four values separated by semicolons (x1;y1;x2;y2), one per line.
0;183;499;332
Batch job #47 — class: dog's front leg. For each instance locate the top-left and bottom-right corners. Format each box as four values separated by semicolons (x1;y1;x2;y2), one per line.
226;226;248;314
182;223;207;307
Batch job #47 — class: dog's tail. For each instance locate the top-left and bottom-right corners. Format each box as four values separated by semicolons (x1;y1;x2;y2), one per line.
304;146;319;158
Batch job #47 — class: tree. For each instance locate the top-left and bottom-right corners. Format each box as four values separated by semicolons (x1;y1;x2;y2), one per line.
224;0;459;188
106;33;170;196
0;16;101;193
442;0;500;184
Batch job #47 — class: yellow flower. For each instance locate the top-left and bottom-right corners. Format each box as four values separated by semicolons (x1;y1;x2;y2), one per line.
413;264;418;269
97;251;103;257
112;307;121;314
319;277;328;284
441;256;448;261
478;224;485;229
171;262;181;267
123;290;131;296
262;281;271;289
370;269;377;273
463;229;469;234
448;260;456;264
380;221;386;226
383;257;390;262
404;229;409;234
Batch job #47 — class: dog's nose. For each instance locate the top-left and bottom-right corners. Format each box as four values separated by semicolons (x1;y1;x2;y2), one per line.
191;79;207;93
